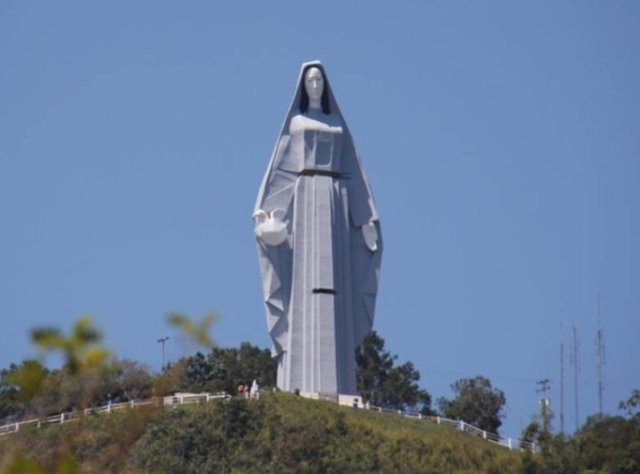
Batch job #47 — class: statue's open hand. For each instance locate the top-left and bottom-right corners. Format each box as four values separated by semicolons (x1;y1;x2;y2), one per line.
361;221;378;252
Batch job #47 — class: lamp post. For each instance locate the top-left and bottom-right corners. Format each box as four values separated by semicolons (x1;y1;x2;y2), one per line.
157;336;170;371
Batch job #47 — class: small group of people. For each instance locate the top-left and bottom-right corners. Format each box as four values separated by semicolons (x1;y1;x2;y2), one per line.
236;379;259;400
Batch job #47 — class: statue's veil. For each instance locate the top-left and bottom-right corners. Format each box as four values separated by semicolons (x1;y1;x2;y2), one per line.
254;60;351;215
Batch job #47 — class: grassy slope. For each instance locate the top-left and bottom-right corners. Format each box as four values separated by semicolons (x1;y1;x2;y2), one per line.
0;393;524;473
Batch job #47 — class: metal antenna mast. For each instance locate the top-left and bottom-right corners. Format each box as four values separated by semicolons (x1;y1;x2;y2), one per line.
596;294;606;417
560;323;565;434
571;325;581;431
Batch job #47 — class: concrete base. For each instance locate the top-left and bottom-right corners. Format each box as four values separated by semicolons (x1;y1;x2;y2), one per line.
297;391;364;409
338;394;364;408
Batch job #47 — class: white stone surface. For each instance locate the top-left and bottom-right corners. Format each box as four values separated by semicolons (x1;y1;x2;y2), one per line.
254;61;382;396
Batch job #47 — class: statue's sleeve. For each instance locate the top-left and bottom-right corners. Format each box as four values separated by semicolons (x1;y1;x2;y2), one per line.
342;138;382;347
255;135;296;356
256;135;297;212
342;142;379;227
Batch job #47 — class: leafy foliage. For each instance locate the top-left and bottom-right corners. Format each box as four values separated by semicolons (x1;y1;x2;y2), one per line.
127;393;520;474
30;316;110;375
93;359;154;405
0;361;48;423
1;316;118;420
176;342;276;394
438;376;506;434
619;389;640;417
1;361;48;418
0;406;160;473
576;413;640;473
0;359;153;424
167;312;218;349
2;314;639;473
0;393;524;473
521;413;640;474
356;331;432;413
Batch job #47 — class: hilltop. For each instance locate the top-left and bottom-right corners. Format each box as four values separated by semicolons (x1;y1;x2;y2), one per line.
0;392;526;473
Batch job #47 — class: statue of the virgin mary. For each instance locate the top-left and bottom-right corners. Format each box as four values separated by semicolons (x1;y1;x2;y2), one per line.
254;61;382;396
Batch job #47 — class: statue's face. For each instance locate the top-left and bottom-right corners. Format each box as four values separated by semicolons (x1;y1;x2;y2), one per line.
304;67;324;103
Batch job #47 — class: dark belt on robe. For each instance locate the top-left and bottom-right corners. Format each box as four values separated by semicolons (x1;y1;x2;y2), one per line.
313;288;336;295
299;169;341;178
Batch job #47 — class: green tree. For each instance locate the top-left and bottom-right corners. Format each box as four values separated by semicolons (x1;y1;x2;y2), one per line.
355;331;432;413
520;420;541;445
0;360;50;421
574;414;640;473
0;365;20;422
438;375;506;434
93;359;153;405
619;388;640;417
177;342;276;394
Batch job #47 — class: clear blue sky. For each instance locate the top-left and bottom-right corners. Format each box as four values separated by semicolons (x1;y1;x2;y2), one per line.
1;1;638;438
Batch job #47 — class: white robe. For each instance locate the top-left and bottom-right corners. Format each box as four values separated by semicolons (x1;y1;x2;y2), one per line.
254;61;382;395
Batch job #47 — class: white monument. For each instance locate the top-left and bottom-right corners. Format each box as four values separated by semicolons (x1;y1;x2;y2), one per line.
254;61;382;396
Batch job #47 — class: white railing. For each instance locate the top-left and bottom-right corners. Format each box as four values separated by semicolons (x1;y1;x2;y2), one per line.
364;406;537;452
0;392;229;437
0;392;536;452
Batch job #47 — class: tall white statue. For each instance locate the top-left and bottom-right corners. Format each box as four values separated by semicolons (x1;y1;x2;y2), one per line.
254;61;382;396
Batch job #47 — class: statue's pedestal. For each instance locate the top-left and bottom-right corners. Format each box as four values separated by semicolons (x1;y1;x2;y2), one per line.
298;391;364;409
338;393;363;409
